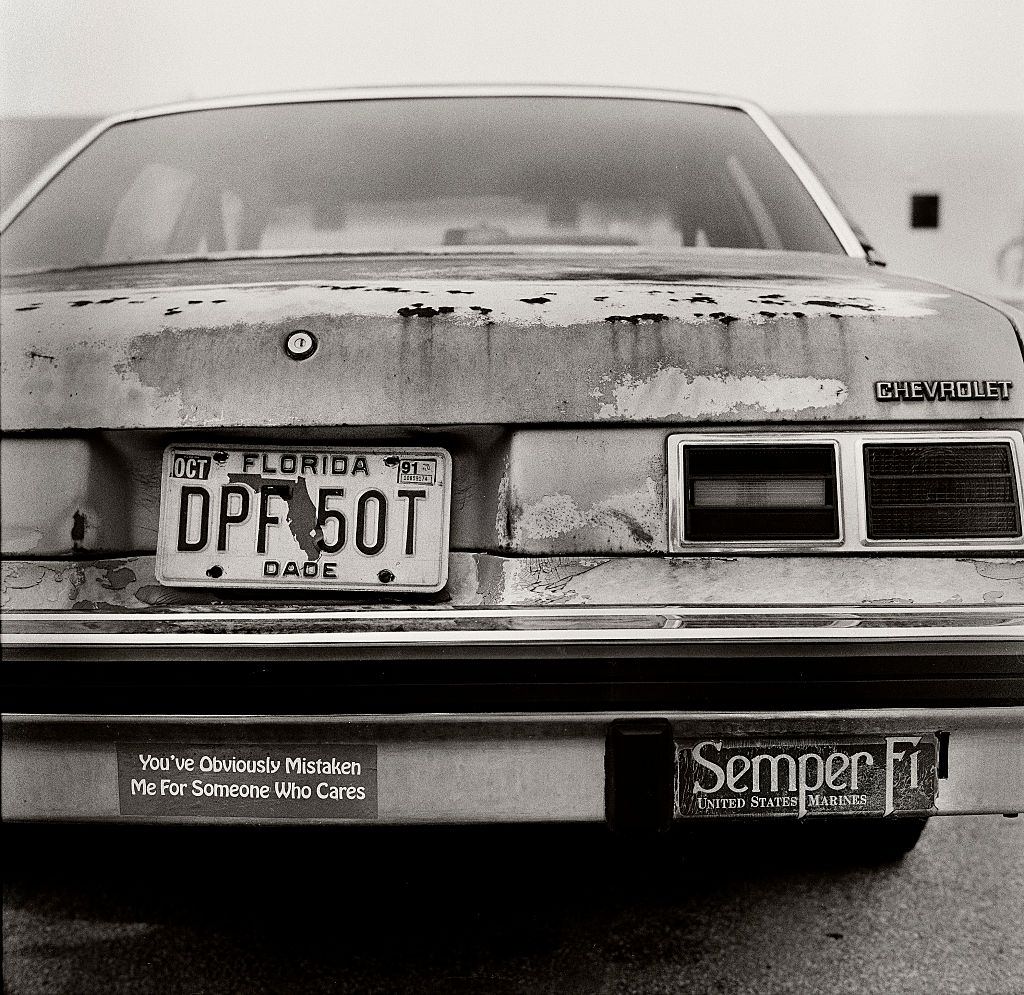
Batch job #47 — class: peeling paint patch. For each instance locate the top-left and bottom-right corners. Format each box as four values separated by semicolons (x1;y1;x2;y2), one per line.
596;369;849;419
518;494;588;540
515;479;663;550
962;559;1024;581
501;556;608;605
102;565;138;591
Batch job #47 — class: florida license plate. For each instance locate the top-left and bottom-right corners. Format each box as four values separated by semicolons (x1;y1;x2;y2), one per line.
675;735;938;819
156;445;451;592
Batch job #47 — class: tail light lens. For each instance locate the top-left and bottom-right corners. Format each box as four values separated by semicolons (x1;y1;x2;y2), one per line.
864;442;1021;540
683;444;840;542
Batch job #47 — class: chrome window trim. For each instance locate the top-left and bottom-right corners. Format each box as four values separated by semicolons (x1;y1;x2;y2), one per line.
669;430;1024;553
0;84;865;258
854;431;1024;550
668;433;846;552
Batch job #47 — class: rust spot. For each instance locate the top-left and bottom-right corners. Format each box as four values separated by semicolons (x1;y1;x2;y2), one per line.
605;313;670;324
759;311;777;318
164;307;182;316
688;295;716;304
602;507;654;545
376;287;409;293
804;299;875;311
136;584;221;606
520;297;551;305
470;306;493;315
397;303;453;318
69;300;92;307
102;565;137;591
71;510;87;550
98;296;129;304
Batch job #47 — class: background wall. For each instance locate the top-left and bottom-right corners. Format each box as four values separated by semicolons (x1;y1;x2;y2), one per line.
782;114;1024;304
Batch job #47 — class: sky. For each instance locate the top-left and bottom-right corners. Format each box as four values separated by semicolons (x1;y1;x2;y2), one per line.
2;0;1023;118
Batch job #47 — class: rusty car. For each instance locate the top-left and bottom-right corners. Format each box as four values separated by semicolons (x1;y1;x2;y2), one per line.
2;86;1022;856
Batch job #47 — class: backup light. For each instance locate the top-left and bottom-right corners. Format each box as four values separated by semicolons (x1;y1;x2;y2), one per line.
683;444;840;542
691;477;829;509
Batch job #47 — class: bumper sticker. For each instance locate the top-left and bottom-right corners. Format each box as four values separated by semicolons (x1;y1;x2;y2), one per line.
117;743;378;820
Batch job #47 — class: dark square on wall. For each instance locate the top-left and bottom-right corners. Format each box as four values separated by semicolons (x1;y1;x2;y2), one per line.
910;193;941;229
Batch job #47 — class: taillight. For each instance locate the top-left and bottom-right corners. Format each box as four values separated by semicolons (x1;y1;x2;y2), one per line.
864;442;1021;540
682;444;840;542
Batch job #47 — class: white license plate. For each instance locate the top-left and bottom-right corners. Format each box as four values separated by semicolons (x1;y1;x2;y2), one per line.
156;445;451;592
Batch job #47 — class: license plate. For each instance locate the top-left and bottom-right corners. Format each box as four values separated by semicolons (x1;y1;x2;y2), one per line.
156;445;451;592
675;735;938;819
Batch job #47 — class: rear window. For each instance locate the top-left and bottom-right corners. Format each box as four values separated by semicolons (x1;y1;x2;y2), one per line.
1;96;844;275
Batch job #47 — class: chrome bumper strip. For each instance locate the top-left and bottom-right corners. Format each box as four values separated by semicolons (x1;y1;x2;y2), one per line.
3;614;1023;648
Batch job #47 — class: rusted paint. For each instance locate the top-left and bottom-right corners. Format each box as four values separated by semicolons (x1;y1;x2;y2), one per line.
492;430;668;554
514;482;662;550
963;559;1024;581
5;554;1024;612
3;251;1021;429
595;370;848;419
1;436;137;556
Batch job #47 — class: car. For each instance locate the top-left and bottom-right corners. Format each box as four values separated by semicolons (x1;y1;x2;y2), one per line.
2;85;1022;858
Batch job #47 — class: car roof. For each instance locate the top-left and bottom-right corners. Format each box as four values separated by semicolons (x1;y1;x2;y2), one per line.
93;84;761;124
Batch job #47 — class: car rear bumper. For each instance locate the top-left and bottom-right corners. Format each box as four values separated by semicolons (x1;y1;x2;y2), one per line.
3;708;1022;823
4;555;1023;823
4;603;1024;658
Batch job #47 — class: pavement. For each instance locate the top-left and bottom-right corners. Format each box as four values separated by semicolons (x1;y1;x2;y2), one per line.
3;816;1023;994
